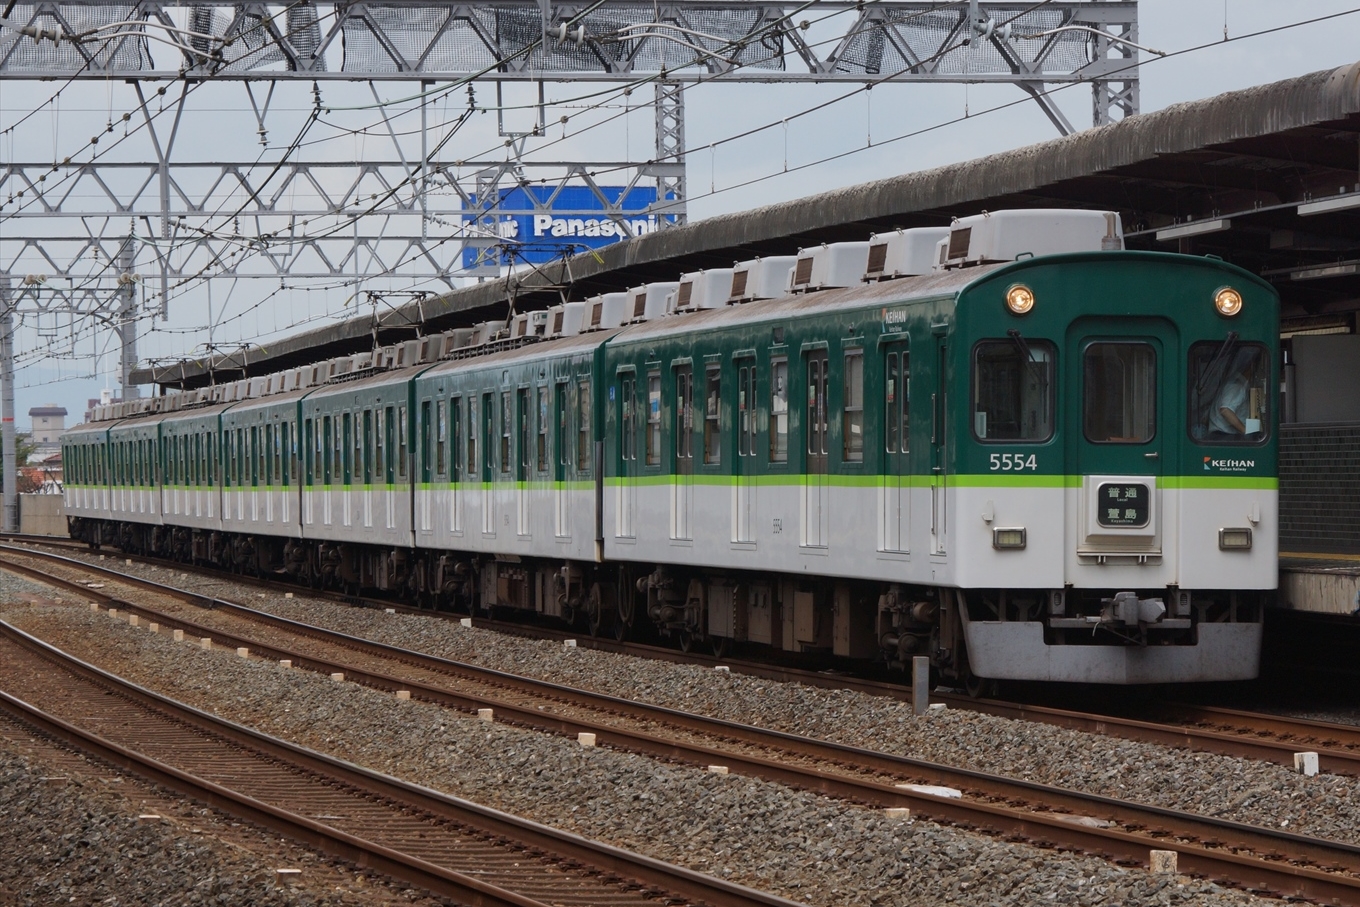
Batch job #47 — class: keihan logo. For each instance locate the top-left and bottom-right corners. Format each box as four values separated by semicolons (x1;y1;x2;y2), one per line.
1204;456;1255;473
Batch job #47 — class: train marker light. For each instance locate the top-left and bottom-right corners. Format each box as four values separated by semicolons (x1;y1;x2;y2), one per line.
1218;527;1252;550
1005;284;1035;315
992;527;1027;549
1214;287;1243;317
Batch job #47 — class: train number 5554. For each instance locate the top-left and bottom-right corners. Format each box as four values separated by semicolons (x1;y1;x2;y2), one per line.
989;453;1037;471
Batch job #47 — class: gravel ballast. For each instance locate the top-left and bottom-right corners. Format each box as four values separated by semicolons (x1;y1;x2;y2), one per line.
0;578;1286;907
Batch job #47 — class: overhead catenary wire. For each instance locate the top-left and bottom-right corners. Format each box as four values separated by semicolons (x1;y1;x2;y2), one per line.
7;2;1356;385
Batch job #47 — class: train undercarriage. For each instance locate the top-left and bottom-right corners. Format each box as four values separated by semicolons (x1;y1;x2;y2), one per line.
69;515;1265;689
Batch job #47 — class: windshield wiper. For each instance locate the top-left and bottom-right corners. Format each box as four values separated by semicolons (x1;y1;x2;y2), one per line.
1195;330;1239;395
1007;329;1044;383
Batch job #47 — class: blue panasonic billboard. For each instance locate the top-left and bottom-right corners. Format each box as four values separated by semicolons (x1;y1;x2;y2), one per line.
461;185;667;269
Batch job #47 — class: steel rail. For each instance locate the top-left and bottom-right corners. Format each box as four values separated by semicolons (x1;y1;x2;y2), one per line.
0;618;809;907
7;548;1360;904
14;540;1360;775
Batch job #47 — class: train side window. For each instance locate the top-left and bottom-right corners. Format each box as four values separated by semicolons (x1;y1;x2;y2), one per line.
554;383;568;471
373;410;384;486
265;424;275;485
483;393;496;477
362;410;373;485
420;400;433;484
397;405;408;480
322;416;332;485
344;413;355;486
703;365;721;465
619;375;636;463
770;358;788;463
675;366;693;462
1188;342;1270;444
645;370;661;466
807;357;828;457
450;398;462;481
435;402;446;477
971;339;1055;442
281;422;291;487
1084;342;1155;444
737;361;755;458
352;413;363;485
577;378;592;474
536;386;549;473
384;406;396;483
885;347;910;453
518;388;531;480
501;390;513;475
843;350;864;462
304;419;314;486
470;396;481;477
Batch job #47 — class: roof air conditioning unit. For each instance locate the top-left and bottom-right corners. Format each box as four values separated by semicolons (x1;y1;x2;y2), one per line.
626;282;677;323
789;242;870;292
937;209;1124;269
551;301;587;338
730;256;797;303
865;227;950;280
675;269;735;312
583;292;628;331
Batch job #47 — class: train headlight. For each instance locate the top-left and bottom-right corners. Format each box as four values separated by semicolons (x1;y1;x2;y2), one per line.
993;527;1027;549
1214;287;1243;317
1218;527;1253;550
1005;284;1035;315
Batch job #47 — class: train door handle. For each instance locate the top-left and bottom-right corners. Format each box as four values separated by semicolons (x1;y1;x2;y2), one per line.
1144;451;1159;459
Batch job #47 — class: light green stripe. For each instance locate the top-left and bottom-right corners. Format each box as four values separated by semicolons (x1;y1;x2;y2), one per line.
947;474;1071;488
1162;476;1278;490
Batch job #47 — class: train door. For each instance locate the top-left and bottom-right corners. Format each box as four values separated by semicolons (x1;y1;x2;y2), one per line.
450;398;463;534
322;415;333;526
342;412;353;527
616;370;637;539
1068;318;1171;549
481;391;496;537
517;387;531;537
419;399;433;533
554;381;570;538
930;333;947;555
881;341;910;552
671;364;693;540
362;408;373;529
734;358;756;543
802;350;829;548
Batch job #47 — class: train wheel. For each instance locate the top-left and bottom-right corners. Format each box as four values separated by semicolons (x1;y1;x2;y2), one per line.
677;629;695;653
587;582;615;638
614;566;635;642
710;636;730;659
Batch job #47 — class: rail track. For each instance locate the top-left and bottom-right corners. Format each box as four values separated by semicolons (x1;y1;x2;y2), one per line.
0;615;809;907
10;536;1360;773
5;544;1360;903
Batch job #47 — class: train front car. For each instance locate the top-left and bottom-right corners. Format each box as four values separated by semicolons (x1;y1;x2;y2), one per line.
950;250;1278;685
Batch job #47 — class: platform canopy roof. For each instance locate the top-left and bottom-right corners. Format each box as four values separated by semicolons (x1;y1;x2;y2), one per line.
140;59;1360;388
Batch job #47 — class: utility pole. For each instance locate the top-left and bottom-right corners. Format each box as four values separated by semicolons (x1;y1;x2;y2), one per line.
117;235;141;400
1;277;16;532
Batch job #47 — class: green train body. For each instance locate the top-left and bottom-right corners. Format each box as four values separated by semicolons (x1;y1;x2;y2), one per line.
62;212;1278;686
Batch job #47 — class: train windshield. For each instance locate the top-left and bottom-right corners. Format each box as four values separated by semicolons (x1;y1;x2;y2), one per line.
1083;342;1156;444
1188;342;1270;444
971;338;1055;442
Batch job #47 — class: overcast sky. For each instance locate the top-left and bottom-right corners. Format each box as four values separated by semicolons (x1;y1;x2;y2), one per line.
2;0;1359;429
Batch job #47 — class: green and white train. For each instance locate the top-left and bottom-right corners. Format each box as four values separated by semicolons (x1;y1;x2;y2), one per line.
63;209;1279;687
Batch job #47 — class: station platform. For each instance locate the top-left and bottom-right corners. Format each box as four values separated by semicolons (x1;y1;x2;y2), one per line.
1278;553;1360;616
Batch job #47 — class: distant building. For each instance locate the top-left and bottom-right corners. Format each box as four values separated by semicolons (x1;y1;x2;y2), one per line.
30;404;67;444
